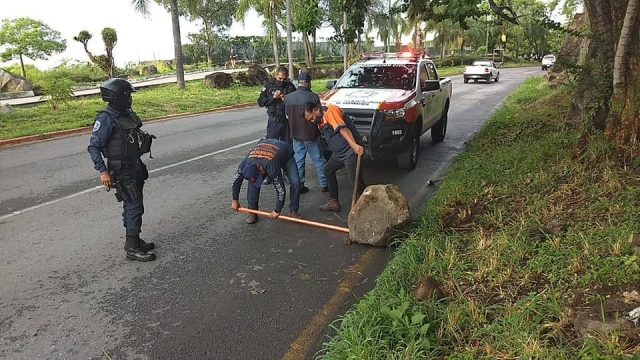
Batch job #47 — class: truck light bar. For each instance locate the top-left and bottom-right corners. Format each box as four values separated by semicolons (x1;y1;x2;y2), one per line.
362;51;429;60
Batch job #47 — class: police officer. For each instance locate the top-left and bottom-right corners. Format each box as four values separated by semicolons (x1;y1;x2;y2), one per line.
87;78;156;262
258;66;297;144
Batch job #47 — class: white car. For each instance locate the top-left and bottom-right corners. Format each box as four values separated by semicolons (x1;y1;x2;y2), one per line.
463;60;500;84
541;55;556;70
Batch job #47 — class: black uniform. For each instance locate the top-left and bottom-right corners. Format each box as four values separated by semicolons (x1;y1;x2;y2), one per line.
87;78;156;262
257;79;297;144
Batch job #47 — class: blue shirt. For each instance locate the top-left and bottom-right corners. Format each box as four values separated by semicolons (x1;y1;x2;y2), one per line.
87;105;121;174
232;139;294;212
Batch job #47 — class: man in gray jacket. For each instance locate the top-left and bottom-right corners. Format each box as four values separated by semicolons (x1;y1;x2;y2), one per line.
284;72;328;194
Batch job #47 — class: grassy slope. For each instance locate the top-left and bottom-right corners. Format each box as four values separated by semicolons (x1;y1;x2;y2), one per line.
316;76;640;359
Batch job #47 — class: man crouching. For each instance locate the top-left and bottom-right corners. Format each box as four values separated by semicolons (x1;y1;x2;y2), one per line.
231;139;302;223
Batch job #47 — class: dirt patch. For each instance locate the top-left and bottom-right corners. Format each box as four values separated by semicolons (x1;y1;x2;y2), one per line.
440;199;487;231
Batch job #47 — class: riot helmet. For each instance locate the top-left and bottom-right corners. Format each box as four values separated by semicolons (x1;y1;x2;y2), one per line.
99;78;136;110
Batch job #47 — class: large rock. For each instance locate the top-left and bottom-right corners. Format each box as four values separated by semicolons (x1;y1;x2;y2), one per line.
347;184;411;246
203;72;233;89
244;64;270;86
0;68;33;93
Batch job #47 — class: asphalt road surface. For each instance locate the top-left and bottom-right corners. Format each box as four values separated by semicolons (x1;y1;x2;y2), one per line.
0;67;541;360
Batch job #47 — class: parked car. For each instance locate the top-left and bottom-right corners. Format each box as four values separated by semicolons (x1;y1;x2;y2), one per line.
541;54;556;70
322;51;452;170
463;60;500;84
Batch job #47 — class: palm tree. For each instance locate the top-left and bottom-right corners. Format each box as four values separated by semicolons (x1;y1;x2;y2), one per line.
285;0;293;75
133;0;186;90
236;0;284;66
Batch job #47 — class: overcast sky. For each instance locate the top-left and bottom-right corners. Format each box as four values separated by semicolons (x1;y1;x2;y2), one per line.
1;0;571;70
0;0;363;70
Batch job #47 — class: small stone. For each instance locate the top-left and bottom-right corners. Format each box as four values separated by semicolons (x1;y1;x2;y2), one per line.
413;275;443;301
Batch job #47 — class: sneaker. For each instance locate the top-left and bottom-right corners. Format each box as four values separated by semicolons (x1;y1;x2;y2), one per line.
246;213;258;224
300;186;310;194
320;198;341;212
287;210;302;219
321;186;329;192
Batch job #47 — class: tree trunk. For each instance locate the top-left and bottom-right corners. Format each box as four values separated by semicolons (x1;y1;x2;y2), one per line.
567;0;640;160
270;0;280;67
286;0;294;76
303;33;313;67
19;54;26;78
603;0;640;158
312;30;317;62
205;22;213;68
343;11;348;71
169;0;185;89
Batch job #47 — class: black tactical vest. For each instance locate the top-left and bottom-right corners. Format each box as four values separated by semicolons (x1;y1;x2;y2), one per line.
266;81;296;120
101;109;143;161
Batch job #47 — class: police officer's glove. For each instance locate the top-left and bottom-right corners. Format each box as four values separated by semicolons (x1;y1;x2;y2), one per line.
100;172;114;188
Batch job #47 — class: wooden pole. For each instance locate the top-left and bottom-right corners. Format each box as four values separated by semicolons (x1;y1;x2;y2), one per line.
351;154;362;208
238;208;349;233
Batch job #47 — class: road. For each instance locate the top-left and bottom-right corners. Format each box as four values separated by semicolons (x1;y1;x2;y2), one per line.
0;67;540;360
0;66;253;107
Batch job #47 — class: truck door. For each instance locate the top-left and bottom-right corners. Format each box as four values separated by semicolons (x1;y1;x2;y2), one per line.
418;62;431;132
424;61;441;126
426;62;445;122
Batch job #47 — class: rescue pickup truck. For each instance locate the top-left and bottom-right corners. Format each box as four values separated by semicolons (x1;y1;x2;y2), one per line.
322;51;452;170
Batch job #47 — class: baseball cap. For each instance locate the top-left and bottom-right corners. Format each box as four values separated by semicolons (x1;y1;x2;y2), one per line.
298;72;312;82
242;163;264;188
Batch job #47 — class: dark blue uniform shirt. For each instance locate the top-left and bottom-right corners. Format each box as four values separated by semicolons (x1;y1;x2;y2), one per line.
232;139;294;212
87;105;121;174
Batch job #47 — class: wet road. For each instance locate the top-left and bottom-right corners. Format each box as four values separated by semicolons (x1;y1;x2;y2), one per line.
0;67;541;359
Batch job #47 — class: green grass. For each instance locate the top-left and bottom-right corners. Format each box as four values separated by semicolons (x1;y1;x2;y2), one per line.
0;80;328;140
316;76;640;359
0;61;537;141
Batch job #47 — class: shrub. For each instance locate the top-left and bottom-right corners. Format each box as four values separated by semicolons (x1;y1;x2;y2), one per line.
40;69;74;110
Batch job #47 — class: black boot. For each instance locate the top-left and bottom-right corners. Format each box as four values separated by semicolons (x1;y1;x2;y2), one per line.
124;235;156;262
138;237;155;252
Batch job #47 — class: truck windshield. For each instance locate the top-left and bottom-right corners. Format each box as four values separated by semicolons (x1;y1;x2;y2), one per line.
334;63;417;90
472;61;492;67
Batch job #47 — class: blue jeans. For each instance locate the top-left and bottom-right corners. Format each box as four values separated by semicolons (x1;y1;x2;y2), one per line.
247;156;301;211
292;139;327;188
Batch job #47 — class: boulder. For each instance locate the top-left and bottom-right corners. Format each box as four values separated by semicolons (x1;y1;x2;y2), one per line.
0;103;14;114
203;72;233;89
245;64;270;85
0;68;33;92
128;69;140;77
347;184;411;246
141;65;157;76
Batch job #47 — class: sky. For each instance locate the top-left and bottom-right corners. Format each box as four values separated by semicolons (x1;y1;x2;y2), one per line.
0;0;351;70
1;0;573;70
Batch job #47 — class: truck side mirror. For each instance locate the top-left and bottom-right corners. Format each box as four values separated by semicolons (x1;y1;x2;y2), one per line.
326;80;337;89
421;80;440;92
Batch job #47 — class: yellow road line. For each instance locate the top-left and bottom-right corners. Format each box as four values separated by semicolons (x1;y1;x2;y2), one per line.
281;247;379;360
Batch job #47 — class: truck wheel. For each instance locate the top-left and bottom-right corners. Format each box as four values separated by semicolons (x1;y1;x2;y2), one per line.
397;128;421;170
431;110;448;144
495;74;499;82
486;75;492;84
464;78;469;84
